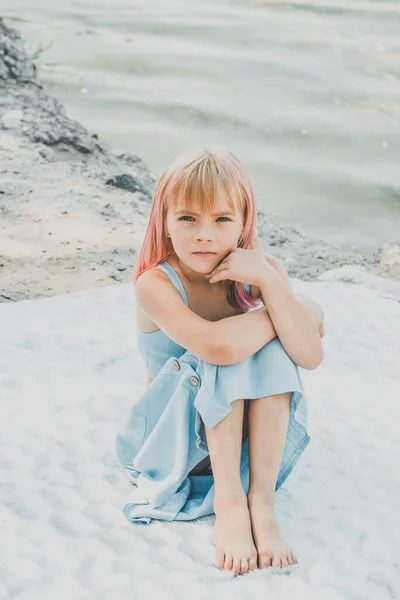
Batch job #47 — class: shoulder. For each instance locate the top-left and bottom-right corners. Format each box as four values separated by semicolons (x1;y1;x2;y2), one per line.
135;264;189;309
135;266;174;311
134;265;187;332
135;265;169;290
249;254;292;300
135;267;165;330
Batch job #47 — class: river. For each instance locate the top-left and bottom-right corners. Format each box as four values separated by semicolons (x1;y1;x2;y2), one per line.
4;0;400;253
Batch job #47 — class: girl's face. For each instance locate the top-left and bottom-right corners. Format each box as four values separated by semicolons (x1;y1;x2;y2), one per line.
165;192;244;273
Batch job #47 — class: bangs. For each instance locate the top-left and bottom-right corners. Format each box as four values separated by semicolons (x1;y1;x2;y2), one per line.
167;154;246;217
134;145;259;312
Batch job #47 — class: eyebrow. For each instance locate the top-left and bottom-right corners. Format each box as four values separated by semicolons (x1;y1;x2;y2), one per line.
174;209;236;217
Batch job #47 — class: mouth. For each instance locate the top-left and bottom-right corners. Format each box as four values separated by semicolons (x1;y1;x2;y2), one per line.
192;252;216;257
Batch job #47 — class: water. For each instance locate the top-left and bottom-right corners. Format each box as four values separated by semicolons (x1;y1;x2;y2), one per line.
4;0;400;253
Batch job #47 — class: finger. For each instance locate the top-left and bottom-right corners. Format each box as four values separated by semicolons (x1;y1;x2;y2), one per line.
205;260;228;278
213;255;231;270
209;269;229;283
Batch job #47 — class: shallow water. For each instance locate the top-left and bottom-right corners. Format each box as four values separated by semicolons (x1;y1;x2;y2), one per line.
5;0;400;253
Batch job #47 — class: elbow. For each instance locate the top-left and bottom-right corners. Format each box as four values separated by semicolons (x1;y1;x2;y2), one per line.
205;342;237;366
200;323;238;365
217;345;238;366
302;346;324;370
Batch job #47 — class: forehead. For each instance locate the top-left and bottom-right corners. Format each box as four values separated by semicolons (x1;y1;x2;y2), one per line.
170;191;240;215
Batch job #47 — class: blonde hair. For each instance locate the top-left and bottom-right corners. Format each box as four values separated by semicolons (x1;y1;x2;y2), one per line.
133;146;259;312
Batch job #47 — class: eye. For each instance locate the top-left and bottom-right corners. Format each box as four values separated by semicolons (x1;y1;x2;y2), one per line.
178;216;232;222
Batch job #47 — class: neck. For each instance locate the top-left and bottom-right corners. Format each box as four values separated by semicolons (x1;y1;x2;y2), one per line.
172;255;215;287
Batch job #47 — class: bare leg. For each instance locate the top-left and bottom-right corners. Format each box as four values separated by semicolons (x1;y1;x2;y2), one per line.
247;392;298;569
204;398;257;576
190;399;250;476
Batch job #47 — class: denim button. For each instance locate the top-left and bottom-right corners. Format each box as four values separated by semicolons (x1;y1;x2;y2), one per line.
189;375;199;387
173;359;180;371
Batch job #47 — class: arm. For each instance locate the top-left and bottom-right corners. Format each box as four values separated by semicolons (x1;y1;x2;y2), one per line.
294;293;325;339
135;268;278;366
258;272;324;370
250;255;325;338
220;280;324;369
213;306;278;364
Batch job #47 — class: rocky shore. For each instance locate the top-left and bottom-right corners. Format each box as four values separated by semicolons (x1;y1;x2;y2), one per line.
0;18;398;304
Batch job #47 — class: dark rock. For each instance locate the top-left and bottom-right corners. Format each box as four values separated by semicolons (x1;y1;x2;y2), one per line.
0;18;116;159
0;17;398;307
105;173;150;196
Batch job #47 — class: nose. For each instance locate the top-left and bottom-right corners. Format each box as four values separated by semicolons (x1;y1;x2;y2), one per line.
195;228;215;241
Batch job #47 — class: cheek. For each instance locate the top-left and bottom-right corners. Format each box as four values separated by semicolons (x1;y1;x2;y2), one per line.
229;225;243;239
171;227;190;245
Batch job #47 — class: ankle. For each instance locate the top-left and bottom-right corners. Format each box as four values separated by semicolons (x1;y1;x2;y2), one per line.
247;489;275;509
214;488;247;513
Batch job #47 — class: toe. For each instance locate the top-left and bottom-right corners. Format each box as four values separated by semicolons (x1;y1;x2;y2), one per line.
240;558;249;575
291;552;298;565
272;555;282;568
216;551;225;570
258;551;272;569
281;556;289;568
232;557;242;576
224;553;233;571
248;554;258;572
287;554;293;566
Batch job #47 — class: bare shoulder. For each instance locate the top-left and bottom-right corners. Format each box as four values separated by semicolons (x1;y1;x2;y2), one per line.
135;265;169;304
135;265;168;288
249;254;292;299
135;266;177;332
134;264;225;364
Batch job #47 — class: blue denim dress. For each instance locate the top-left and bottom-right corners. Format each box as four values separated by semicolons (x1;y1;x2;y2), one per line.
115;260;310;525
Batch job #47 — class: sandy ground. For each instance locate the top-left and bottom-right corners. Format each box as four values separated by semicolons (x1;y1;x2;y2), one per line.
1;14;398;304
0;275;399;599
2;17;400;600
2;126;398;304
0;131;152;302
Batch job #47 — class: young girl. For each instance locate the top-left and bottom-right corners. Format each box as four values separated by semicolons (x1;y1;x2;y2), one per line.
116;146;324;576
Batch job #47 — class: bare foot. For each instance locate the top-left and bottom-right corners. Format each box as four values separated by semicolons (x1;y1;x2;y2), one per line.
214;492;258;576
248;493;298;569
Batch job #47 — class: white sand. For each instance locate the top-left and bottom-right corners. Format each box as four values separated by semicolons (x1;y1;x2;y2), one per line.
0;271;399;599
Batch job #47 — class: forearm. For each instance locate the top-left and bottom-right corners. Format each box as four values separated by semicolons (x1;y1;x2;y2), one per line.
260;274;323;369
213;306;278;365
294;293;325;337
212;293;323;367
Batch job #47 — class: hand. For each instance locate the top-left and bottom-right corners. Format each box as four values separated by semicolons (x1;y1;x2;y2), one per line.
205;247;276;287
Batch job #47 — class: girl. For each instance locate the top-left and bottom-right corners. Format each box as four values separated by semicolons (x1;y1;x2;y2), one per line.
116;147;324;576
